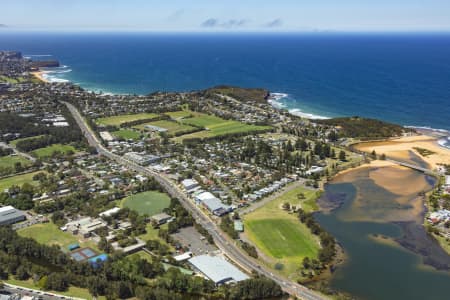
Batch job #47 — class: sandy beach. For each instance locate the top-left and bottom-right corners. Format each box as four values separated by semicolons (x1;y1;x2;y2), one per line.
31;71;49;83
354;135;450;169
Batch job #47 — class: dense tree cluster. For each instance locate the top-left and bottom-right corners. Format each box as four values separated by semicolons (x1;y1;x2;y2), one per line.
315;116;408;139
297;208;336;265
0;110;85;152
220;215;239;239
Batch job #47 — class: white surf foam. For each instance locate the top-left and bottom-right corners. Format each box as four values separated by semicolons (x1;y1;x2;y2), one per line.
268;92;330;120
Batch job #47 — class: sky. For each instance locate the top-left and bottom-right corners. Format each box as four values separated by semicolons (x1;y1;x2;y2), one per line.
1;0;450;32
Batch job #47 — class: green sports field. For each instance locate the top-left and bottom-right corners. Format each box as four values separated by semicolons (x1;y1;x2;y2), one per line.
0;171;42;191
164;110;193;120
10;135;46;147
18;221;99;251
246;218;319;259
134;120;197;135
31;144;77;158
174;112;271;141
96;113;159;126
0;155;31;169
112;129;142;140
121;191;171;216
243;185;321;277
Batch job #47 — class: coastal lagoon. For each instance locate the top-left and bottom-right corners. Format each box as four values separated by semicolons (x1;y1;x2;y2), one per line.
316;164;450;300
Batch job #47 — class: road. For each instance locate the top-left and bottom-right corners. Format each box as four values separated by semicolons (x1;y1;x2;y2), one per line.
2;283;82;300
386;158;438;176
0;141;36;162
62;101;325;300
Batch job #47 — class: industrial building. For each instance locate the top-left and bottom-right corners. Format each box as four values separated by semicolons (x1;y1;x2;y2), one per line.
188;255;249;285
0;205;26;226
194;192;231;216
124;152;160;166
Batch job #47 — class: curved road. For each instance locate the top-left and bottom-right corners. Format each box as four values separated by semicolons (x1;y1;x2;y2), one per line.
63;101;325;300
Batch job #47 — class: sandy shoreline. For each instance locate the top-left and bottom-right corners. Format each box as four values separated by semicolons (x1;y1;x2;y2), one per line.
31;71;49;83
353;135;450;169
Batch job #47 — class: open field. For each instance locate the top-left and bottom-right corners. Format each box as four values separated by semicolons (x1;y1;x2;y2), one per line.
174;112;271;141
18;222;100;252
0;171;42;191
95;113;159;126
164;110;193;120
112;128;141;140
0;155;31;169
121;191;171;216
354;135;450;169
31;144;77;158
134;120;197;135
243;186;320;277
246;219;318;258
10;135;46;147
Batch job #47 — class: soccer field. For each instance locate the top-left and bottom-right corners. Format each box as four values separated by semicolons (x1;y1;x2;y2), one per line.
31;144;77;158
121;191;171;216
245;218;319;259
243;185;321;276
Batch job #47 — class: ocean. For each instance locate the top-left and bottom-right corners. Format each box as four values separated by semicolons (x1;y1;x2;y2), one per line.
1;31;450;134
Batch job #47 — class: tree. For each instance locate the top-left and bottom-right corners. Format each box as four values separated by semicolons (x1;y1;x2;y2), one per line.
338;150;346;161
282;202;290;210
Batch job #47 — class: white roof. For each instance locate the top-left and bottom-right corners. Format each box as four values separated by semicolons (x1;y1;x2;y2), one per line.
174;251;192;261
0;205;15;213
446;175;450;185
99;207;121;217
196;191;216;201
189;255;249;284
182;178;198;188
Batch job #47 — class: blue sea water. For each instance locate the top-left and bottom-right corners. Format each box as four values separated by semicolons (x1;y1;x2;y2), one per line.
1;31;450;131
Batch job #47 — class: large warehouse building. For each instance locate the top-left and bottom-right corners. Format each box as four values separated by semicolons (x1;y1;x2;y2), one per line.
0;205;26;226
188;255;249;285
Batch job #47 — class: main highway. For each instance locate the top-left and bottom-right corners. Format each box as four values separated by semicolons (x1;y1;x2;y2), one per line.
63;101;325;300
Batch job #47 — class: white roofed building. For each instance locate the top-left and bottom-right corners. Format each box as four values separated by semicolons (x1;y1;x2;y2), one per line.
188;255;249;285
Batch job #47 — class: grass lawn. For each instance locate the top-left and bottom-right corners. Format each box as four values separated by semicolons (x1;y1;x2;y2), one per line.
31;144;77;158
96;113;159;126
0;171;42;191
112;129;142;140
18;222;100;252
10;135;46;147
134;120;197;136
173;112;272;141
6;278;103;300
243;186;321;277
0;155;31;169
164;110;193;120
121;191;171;216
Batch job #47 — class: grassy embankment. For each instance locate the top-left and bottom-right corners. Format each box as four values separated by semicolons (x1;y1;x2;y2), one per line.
244;186;321;278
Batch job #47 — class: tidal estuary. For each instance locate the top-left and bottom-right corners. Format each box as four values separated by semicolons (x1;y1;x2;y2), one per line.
316;162;450;300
